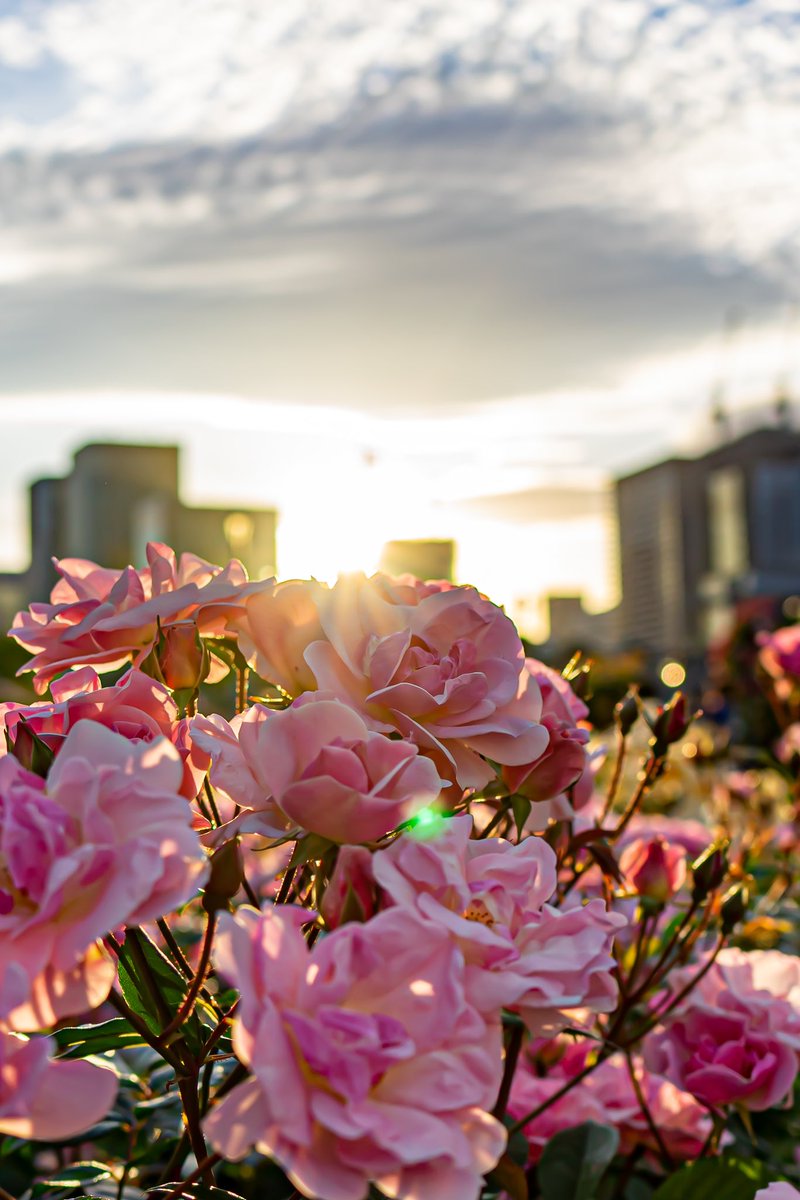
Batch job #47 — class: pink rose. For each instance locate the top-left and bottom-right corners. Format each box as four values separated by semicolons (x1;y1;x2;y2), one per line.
759;624;800;680
192;695;446;844
620;836;687;904
0;666;206;800
243;571;549;789
0;1028;118;1140
756;1186;800;1200
645;948;800;1111
204;905;506;1200
0;721;208;1030
9;542;260;694
236;578;329;696
502;659;593;824
372;815;624;1033
321;845;378;929
509;1042;712;1163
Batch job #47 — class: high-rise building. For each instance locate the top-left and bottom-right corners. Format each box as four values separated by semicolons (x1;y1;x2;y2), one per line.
615;424;800;661
0;442;277;627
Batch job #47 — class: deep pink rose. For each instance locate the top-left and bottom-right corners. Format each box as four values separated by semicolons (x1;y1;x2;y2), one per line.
645;949;800;1111
9;542;260;693
192;695;446;844
372;815;624;1033
0;721;208;1030
243;571;549;789
502;659;593;824
0;666;206;800
0;1028;118;1139
509;1041;712;1163
759;624;800;680
204;905;506;1200
620;836;687;903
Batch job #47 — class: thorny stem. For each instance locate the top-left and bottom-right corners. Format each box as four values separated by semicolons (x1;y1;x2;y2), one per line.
622;933;726;1047
276;865;298;904
157;1153;222;1199
106;988;183;1071
624;1049;675;1171
203;778;222;827
492;1021;525;1121
157;917;224;1017
158;912;218;1042
612;754;663;840
600;728;627;824
508;1056;601;1135
236;664;249;714
178;1076;214;1184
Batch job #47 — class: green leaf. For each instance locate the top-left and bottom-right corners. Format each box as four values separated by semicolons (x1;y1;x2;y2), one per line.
538;1121;620;1200
651;1158;770;1200
510;794;532;841
53;1017;147;1059
31;1161;112;1196
147;1186;245;1199
485;1151;528;1200
288;832;333;869
117;928;206;1054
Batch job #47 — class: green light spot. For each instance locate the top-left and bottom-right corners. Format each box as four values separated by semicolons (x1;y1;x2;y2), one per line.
407;808;448;840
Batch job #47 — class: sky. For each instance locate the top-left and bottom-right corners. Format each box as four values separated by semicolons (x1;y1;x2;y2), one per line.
1;0;800;636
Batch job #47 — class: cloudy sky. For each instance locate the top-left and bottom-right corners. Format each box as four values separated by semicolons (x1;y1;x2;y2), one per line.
1;0;799;633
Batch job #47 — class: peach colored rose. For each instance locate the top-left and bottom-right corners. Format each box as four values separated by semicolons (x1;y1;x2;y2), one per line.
0;721;208;1030
192;694;446;844
502;659;593;824
241;571;549;789
0;1028;118;1140
372;815;624;1033
204;905;506;1200
10;541;261;694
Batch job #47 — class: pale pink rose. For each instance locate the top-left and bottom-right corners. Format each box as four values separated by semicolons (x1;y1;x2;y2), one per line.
759;624;800;680
0;666;205;800
0;1028;118;1139
509;1042;712;1164
192;695;446;844
10;542;261;694
756;1185;800;1200
620;836;687;903
0;721;208;1030
236;578;329;696
645;949;800;1111
204;905;506;1200
273;571;550;788
372;815;624;1033
502;659;593;824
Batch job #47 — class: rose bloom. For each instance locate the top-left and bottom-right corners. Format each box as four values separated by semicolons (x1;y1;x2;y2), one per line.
372;815;624;1033
237;572;548;789
645;948;800;1111
502;659;594;824
510;1041;710;1161
756;1186;800;1200
192;694;446;845
509;1041;712;1164
0;666;206;800
9;541;261;694
619;836;687;904
204;905;506;1200
0;1028;118;1139
758;624;800;681
0;721;208;1030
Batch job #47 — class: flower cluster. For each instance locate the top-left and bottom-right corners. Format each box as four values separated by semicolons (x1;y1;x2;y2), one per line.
3;543;800;1200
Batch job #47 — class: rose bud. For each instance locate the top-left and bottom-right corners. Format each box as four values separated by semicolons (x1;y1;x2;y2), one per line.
720;881;751;935
650;693;692;755
9;718;55;778
619;836;686;904
691;841;729;903
614;687;640;737
202;838;244;914
157;621;210;692
320;846;377;930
